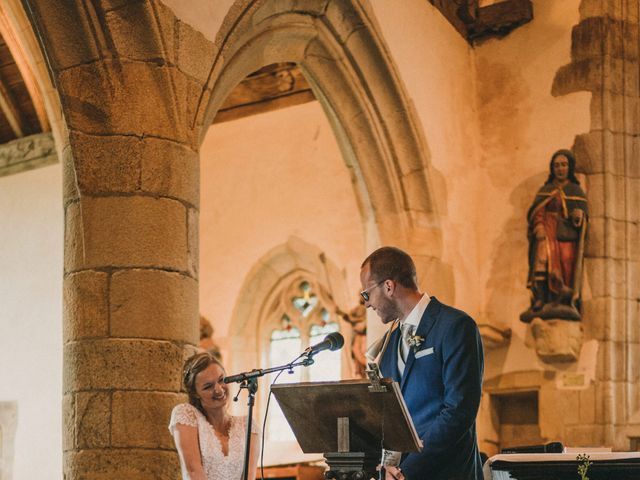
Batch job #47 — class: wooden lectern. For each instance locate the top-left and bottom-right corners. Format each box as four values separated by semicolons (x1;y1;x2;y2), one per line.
271;377;421;480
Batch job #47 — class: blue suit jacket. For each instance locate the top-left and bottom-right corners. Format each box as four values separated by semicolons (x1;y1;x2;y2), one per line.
379;297;484;480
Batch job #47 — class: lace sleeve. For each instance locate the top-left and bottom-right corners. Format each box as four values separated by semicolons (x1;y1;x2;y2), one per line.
237;415;261;434
169;403;198;434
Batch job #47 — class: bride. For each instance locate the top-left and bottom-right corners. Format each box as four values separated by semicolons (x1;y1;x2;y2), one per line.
169;352;260;479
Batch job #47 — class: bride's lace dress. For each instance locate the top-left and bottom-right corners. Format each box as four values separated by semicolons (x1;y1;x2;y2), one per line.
169;403;259;480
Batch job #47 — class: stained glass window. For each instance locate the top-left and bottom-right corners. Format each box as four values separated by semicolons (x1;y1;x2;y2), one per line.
308;320;340;382
267;316;301;442
265;280;342;442
292;280;318;317
269;315;302;372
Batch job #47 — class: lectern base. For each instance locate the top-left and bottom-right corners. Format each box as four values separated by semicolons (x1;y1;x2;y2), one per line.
324;451;378;480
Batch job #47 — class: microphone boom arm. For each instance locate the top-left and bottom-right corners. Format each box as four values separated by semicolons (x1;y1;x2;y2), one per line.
224;332;344;384
224;355;315;384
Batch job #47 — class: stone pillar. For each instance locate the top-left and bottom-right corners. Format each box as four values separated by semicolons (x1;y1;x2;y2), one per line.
23;0;214;476
553;0;640;449
62;136;199;477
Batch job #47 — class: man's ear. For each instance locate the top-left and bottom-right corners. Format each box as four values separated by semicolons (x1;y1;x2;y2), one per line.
383;279;396;297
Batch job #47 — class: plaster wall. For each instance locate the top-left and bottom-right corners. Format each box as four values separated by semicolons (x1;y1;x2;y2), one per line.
473;0;591;380
369;0;483;317
0;163;63;479
199;101;365;358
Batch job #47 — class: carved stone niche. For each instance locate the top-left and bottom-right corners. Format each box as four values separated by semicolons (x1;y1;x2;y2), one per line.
528;319;583;363
478;323;512;350
0;132;57;177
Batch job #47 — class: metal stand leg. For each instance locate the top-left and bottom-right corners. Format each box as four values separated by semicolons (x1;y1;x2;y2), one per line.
241;378;258;480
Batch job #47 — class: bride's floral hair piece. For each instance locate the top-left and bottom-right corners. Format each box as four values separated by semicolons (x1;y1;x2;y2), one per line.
183;352;226;414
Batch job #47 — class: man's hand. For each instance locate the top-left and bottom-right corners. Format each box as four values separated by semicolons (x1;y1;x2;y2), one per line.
385;466;405;480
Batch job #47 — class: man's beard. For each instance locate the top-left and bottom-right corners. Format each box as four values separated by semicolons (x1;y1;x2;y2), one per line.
378;297;401;324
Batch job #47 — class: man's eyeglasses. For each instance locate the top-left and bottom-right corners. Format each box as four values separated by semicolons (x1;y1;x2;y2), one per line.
360;280;385;302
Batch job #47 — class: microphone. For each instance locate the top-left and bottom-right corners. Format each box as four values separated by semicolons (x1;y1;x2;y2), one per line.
222;333;344;384
304;332;344;356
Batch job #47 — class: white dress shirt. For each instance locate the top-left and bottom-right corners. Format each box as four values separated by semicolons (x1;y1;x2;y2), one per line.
397;293;430;374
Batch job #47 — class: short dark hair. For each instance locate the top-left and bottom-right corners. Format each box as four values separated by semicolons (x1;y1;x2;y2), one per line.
361;246;418;290
183;352;225;415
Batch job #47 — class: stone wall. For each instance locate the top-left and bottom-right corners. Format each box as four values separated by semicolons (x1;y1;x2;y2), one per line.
553;0;640;449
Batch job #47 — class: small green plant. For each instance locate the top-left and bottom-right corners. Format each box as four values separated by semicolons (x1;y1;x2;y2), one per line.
576;453;592;480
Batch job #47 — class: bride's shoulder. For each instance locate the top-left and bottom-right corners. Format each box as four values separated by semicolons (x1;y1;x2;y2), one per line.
169;403;201;429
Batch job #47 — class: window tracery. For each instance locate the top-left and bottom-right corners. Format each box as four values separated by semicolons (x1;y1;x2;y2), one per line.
264;276;341;441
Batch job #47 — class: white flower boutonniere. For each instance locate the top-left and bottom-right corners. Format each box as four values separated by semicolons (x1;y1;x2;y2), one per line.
407;334;425;351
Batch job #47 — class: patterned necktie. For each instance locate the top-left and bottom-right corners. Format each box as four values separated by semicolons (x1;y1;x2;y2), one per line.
400;323;414;363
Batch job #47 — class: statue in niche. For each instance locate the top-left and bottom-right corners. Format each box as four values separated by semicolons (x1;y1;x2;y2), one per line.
521;149;588;323
199;315;222;361
336;298;368;378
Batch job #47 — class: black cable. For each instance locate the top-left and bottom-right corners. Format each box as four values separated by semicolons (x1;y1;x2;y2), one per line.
259;352;305;480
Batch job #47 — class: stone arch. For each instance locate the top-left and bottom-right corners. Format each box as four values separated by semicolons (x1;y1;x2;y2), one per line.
227;236;350;379
196;0;442;253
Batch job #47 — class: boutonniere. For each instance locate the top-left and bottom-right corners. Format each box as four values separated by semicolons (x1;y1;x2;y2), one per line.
407;334;425;351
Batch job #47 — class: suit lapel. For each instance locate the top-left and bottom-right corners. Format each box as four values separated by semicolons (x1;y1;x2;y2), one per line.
380;327;402;382
400;297;442;391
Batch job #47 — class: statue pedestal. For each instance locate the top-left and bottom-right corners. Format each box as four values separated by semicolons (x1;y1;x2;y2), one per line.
529;318;583;363
478;324;511;349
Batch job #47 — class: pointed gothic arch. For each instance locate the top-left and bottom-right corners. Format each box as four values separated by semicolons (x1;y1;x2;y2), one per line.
226;237;351;463
227;237;350;377
196;0;442;251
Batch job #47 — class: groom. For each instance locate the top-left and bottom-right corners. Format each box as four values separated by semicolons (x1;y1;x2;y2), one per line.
360;247;484;480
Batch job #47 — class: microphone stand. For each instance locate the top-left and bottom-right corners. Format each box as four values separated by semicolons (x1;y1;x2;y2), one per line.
225;353;316;480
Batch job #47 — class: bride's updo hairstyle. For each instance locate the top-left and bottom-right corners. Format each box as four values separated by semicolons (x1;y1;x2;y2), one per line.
183;352;226;414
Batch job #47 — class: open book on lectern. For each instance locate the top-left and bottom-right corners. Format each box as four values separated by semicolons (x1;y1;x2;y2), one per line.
271;378;422;455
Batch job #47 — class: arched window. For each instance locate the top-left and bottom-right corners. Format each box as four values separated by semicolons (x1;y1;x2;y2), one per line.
308;320;340;382
264;277;342;442
268;315;301;372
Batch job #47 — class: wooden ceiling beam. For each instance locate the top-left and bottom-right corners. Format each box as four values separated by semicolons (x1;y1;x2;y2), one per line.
0;69;25;137
214;90;315;124
428;0;532;43
214;63;316;123
0;6;49;132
